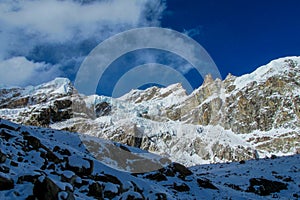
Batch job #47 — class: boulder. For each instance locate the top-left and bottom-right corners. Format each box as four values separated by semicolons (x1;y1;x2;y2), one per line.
33;177;60;200
247;178;287;196
0;173;14;191
197;178;218;190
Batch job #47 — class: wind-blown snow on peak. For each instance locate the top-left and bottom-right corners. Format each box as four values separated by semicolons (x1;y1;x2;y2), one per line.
119;82;187;104
25;77;73;96
234;56;300;90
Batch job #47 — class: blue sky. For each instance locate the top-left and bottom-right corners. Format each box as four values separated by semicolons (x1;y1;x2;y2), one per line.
0;0;299;96
162;0;300;77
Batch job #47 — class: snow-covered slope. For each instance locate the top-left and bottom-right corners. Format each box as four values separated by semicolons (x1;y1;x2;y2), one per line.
0;118;179;199
0;57;299;168
1;118;299;199
234;56;300;91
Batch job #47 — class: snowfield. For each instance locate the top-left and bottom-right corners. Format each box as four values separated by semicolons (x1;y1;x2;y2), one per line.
0;119;299;199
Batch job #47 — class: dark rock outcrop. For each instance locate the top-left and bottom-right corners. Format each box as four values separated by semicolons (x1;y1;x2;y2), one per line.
246;178;288;196
0;174;14;191
197;178;218;190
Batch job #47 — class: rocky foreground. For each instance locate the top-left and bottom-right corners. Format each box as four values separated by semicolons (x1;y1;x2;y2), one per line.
1;119;299;199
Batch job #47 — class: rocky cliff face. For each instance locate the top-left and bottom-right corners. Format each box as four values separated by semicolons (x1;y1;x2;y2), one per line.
0;57;299;166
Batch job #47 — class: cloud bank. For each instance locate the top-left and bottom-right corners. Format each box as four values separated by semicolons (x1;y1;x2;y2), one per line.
0;57;61;87
0;0;166;87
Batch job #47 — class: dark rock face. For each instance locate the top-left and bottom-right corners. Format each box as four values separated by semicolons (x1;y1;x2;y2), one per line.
25;99;73;127
30;175;76;200
224;183;242;191
0;165;9;173
53;146;71;156
23;135;43;150
211;143;257;162
95;102;111;117
140;162;193;182
170;163;193;179
197;178;218;190
0;174;14;191
0;123;16;131
88;182;103;199
27;107;52;127
173;183;190;192
145;172;167;182
93;174;122;185
17;174;40;184
0;130;15;141
65;157;94;177
155;193;167;200
33;177;60;200
247;178;287;196
88;174;125;199
0;150;7;163
0;95;29;109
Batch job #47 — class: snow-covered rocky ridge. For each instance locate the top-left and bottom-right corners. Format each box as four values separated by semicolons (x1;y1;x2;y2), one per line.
1;118;299;199
0;57;299;167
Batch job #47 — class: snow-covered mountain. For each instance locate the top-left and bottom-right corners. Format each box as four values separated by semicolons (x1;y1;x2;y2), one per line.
1;118;299;199
0;56;299;168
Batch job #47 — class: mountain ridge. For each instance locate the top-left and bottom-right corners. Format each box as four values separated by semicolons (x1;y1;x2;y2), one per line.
0;56;299;167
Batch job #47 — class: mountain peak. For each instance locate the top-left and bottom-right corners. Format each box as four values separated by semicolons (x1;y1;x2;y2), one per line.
119;82;187;104
203;74;214;85
234;56;300;90
24;77;73;96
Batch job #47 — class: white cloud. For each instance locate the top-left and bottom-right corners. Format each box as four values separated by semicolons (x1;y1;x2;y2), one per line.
0;0;166;87
177;63;194;74
0;0;163;43
183;26;204;37
0;57;62;87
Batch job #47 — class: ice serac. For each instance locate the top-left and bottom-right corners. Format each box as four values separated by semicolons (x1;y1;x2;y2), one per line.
0;56;300;166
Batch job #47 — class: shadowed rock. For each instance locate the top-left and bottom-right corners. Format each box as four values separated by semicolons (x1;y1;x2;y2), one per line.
247;178;287;196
